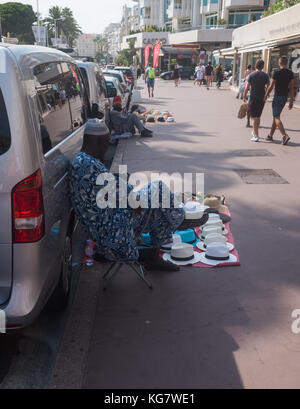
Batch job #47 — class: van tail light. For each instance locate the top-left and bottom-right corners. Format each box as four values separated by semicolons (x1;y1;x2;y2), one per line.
12;170;45;243
122;84;127;90
113;96;122;105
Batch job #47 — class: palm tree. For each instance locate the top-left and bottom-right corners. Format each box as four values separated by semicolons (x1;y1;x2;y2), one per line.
44;5;81;47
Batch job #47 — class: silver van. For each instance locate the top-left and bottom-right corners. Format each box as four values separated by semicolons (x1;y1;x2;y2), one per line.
0;44;92;329
77;61;112;120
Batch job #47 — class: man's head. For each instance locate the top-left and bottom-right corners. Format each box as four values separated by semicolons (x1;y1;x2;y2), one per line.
208;62;211;66
279;56;288;68
247;64;252;70
113;103;122;112
255;59;265;71
148;63;152;68
81;119;110;161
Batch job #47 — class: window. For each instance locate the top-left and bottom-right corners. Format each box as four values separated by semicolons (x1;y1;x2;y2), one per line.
174;0;182;9
95;69;107;100
79;67;90;99
0;89;11;156
34;62;88;155
235;14;250;25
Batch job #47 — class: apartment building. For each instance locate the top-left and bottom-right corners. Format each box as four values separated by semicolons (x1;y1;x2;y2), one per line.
75;34;100;58
133;0;170;29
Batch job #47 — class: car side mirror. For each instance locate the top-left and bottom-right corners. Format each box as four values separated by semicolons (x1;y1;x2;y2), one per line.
107;87;117;98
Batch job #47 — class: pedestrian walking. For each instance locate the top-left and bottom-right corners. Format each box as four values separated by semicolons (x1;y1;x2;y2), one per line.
145;63;156;98
137;66;142;79
243;59;270;142
216;64;223;88
194;63;204;86
173;64;180;87
237;65;253;99
264;56;294;146
205;62;214;90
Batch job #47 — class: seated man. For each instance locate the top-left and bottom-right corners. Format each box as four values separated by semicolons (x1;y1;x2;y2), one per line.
110;103;153;138
70;119;207;272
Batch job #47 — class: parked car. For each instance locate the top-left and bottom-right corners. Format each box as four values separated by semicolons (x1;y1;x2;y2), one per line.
77;61;111;121
114;67;134;87
0;44;95;329
106;64;115;70
103;69;131;93
160;67;195;80
104;76;129;113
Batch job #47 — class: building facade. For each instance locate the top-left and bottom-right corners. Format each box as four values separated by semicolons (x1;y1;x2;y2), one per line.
216;3;300;104
75;34;100;58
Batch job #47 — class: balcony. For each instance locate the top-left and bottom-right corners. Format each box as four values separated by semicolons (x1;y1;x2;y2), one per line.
224;0;265;8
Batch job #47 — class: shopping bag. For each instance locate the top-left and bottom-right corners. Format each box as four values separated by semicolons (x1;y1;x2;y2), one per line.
238;103;248;119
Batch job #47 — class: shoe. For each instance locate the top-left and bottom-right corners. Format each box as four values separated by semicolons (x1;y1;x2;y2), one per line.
141;129;153;138
251;132;259;142
282;135;290;145
266;135;273;142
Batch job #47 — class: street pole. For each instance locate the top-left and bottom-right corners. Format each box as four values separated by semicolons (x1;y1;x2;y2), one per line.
0;15;2;42
37;0;41;45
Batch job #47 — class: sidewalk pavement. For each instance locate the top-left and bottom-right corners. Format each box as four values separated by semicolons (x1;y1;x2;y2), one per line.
51;79;300;389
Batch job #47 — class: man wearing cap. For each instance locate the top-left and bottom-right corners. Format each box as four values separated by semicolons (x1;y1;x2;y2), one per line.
110;103;153;138
70;119;208;272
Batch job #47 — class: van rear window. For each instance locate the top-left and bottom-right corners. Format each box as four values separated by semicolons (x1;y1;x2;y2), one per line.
0;89;11;155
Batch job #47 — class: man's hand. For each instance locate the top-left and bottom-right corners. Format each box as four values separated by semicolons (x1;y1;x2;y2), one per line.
264;94;268;103
289;100;294;110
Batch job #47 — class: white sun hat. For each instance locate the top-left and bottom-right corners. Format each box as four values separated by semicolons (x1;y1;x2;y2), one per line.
201;217;228;235
199;243;237;266
160;234;182;253
200;225;224;241
184;201;207;220
197;233;234;252
163;242;202;266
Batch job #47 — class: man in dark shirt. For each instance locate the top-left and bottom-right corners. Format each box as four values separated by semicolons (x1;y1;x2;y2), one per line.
205;62;214;90
243;59;270;142
264;56;294;146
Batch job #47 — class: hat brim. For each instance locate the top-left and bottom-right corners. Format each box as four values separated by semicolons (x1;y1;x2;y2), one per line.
199;229;229;240
163;251;202;266
199;252;237;266
197;241;234;252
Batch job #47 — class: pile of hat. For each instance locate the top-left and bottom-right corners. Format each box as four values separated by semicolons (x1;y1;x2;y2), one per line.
136;109;175;123
159;196;237;267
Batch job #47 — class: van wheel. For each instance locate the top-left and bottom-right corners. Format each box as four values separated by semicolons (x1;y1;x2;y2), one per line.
165;75;170;80
47;235;73;312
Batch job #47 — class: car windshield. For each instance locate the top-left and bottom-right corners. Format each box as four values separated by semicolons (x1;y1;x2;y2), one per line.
104;72;124;84
118;69;132;77
0;88;11;156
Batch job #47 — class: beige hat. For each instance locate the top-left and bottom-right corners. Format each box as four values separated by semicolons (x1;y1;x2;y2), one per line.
204;195;228;213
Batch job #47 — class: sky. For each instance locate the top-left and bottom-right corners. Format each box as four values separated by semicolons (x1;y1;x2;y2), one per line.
0;0;135;33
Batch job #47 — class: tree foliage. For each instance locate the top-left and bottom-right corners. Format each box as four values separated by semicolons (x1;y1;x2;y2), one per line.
115;38;136;66
0;2;35;44
263;0;300;16
44;6;82;47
